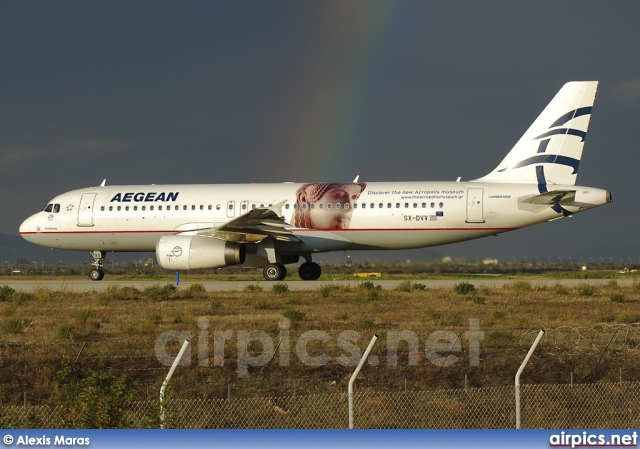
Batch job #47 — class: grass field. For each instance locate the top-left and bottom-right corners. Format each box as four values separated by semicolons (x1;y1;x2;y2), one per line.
1;277;640;412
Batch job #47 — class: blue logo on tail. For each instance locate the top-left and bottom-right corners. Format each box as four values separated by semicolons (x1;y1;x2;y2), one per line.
498;107;591;174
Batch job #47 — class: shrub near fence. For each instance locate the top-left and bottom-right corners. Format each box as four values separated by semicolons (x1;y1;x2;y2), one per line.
3;382;640;429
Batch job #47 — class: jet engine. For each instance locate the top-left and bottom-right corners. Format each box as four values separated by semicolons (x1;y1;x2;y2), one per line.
156;235;245;270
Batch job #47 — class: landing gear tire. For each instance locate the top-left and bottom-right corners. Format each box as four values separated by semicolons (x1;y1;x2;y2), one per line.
298;262;321;281
263;263;287;281
89;269;105;281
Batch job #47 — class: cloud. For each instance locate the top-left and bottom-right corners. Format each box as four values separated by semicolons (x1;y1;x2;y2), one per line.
0;138;135;167
613;80;640;100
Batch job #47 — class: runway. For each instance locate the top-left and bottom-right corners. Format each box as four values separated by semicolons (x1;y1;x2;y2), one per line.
1;276;634;292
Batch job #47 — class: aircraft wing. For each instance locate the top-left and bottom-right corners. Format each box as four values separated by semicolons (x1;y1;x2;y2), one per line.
189;200;297;243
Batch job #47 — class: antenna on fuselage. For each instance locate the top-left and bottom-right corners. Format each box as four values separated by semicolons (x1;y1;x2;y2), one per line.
353;175;360;183
100;179;106;187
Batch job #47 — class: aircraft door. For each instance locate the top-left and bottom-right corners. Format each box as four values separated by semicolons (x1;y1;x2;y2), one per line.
78;193;96;227
466;188;484;223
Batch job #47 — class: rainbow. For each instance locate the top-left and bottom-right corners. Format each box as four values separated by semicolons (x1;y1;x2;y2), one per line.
277;2;420;181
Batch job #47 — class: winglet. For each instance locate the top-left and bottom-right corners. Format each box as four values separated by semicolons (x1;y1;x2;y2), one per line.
268;200;288;218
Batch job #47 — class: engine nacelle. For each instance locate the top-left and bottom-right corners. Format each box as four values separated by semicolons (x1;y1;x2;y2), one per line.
156;235;245;270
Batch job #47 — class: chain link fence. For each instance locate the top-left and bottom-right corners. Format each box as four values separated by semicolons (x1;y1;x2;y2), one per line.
3;382;640;429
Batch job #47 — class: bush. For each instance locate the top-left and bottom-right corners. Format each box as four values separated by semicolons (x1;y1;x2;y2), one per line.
359;281;381;290
610;294;624;303
616;313;640;324
272;283;289;294
454;282;476;295
2;317;30;334
244;284;263;292
394;281;426;292
144;284;177;300
283;309;306;329
0;285;16;301
318;285;335;297
59;358;135;428
577;284;596;297
253;300;269;310
187;283;206;294
510;281;533;291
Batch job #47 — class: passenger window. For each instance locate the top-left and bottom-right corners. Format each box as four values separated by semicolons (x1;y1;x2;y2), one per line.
150;205;154;211
413;203;417;208
362;203;366;209
293;204;298;209
109;206;113;211
193;205;197;211
422;203;426;208
208;205;212;210
439;202;444;208
285;204;290;209
431;202;435;208
183;205;187;211
216;204;221;210
200;205;204;210
405;203;409;208
133;206;138;211
396;203;400;208
344;203;349;209
378;203;382;208
318;204;323;209
100;206;105;211
387;203;391;208
175;205;179;211
336;203;341;209
327;203;332;209
157;205;161;211
142;206;146;211
117;206;121;211
311;203;315;209
242;203;247;211
125;206;129;211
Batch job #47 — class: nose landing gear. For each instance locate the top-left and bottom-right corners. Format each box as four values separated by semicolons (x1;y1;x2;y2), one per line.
89;251;106;281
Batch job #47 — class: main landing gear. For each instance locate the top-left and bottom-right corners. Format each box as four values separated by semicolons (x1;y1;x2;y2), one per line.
89;251;106;281
261;261;322;281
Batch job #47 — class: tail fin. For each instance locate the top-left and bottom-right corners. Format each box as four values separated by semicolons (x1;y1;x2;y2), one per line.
474;81;598;186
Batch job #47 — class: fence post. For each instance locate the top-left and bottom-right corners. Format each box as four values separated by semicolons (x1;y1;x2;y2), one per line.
160;339;190;429
348;334;378;429
515;329;544;429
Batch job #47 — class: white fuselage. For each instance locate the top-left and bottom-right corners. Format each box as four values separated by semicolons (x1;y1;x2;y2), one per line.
19;181;609;255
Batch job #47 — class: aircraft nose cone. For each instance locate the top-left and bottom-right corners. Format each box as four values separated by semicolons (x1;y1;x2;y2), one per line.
19;215;38;242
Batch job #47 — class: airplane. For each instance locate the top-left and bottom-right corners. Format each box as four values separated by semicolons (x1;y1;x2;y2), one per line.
19;81;611;281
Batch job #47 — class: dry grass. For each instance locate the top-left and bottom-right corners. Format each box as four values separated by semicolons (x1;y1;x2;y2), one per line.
1;281;640;407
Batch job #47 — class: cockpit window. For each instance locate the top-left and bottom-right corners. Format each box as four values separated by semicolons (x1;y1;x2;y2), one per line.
53;204;60;213
43;204;53;212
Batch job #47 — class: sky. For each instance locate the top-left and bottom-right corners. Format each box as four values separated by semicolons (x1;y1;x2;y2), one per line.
1;1;639;264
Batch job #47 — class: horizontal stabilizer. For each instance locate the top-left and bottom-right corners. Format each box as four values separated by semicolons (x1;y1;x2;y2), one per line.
519;190;576;205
